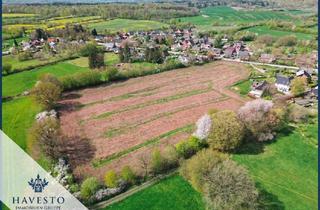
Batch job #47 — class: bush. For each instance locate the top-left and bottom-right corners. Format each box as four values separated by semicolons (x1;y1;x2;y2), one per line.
69;184;80;193
150;149;168;174
60;71;103;90
80;177;100;199
203;159;259;210
163;145;179;168
275;35;297;47
255;35;275;46
39;73;62;88
3;63;12;75
238;99;281;142
104;170;118;188
175;136;203;159
121;166;136;185
32;81;62;110
180;149;227;192
208;110;244;152
287;104;312;123
18;50;33;61
291;77;308;96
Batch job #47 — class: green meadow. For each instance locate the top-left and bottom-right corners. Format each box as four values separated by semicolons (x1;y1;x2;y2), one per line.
89;19;168;33
2;97;41;150
105;175;205;210
178;6;295;30
3;61;89;97
246;25;314;40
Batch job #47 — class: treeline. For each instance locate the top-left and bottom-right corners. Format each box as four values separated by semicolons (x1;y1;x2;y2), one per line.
3;3;199;20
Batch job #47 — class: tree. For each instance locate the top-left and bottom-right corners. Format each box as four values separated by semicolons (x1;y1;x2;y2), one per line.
138;153;150;179
91;28;98;36
80;177;100;199
13;39;19;47
193;114;212;141
81;43;105;69
275;35;297;47
163;145;179;168
208;110;245;152
28;118;62;160
180;149;227;192
32;81;62;110
145;45;165;63
213;35;223;48
31;28;48;40
150;149;167;174
238;99;281;142
119;40;133;63
291;77;308;96
104;170;118;188
203;160;259;210
121;166;136;185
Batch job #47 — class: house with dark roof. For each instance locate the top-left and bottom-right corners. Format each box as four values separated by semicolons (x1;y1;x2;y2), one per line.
275;74;293;94
259;53;276;63
224;47;236;58
239;50;250;61
296;69;312;82
249;80;268;98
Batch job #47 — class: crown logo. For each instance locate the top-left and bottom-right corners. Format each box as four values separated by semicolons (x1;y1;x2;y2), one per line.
28;174;49;193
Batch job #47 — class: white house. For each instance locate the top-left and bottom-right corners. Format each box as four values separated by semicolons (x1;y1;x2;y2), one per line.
275;74;293;94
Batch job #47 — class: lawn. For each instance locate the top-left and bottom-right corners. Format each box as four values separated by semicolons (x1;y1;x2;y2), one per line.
233;122;318;210
2;96;41;150
231;79;252;96
3;61;89;97
68;53;120;68
88;19;168;33
245;25;314;40
104;175;205;210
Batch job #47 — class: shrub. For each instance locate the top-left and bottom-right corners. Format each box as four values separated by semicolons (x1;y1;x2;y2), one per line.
150;149;167;174
32;81;62;110
275;35;297;47
163;145;179;168
291;77;308;96
255;35;275;46
18;50;33;61
80;177;100;199
175;136;203;159
121;166;136;185
60;71;102;90
104;170;118;188
287;104;312;123
203;159;259;210
38;73;62;88
238;99;281;142
193;114;212;141
180;149;227;192
69;184;80;193
3;63;12;75
208;110;244;152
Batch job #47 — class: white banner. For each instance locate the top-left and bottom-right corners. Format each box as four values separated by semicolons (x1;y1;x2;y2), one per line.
0;131;88;210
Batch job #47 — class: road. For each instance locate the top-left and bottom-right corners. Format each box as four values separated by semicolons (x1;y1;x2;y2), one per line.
222;58;318;72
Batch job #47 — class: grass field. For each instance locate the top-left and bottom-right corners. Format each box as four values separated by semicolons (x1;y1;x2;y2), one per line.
2;97;41;150
68;53;120;67
245;25;314;40
3;61;89;97
231;79;252;96
233;122;318;210
104;175;205;210
88;19;168;33
178;6;295;31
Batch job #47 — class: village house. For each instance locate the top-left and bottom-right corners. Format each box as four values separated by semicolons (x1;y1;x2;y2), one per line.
238;50;250;61
296;69;312;82
248;80;268;98
275;74;293;94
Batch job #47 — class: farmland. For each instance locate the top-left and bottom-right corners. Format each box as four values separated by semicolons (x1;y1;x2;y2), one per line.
88;19;169;33
58;61;249;179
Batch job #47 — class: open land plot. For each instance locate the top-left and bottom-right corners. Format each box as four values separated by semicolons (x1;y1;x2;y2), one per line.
58;61;250;180
88;19;169;33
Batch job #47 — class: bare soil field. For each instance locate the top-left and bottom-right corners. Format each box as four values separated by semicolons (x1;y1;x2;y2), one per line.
58;61;250;180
